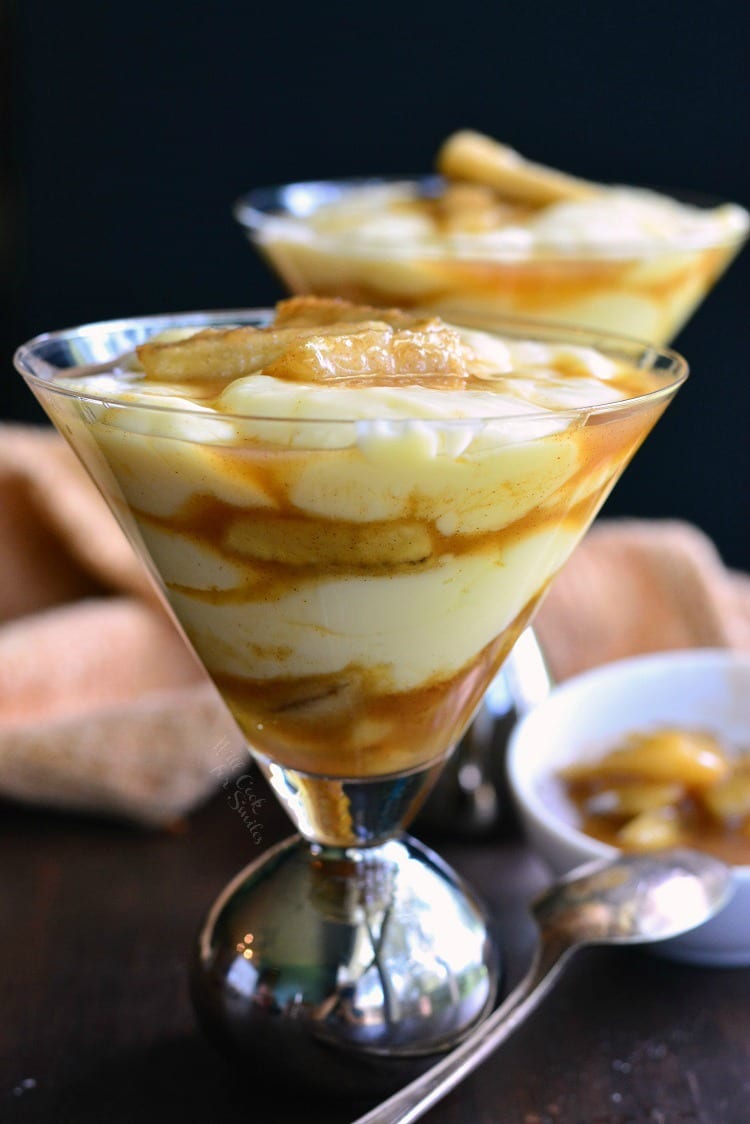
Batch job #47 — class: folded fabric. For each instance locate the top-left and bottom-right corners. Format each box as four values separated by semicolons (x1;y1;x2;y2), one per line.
536;518;750;682
0;424;153;621
0;423;747;825
0;425;244;825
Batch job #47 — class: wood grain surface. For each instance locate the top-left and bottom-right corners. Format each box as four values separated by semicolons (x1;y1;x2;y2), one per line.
2;770;749;1123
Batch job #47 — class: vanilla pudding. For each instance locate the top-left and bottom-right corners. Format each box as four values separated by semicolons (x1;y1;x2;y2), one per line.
31;299;684;789
237;131;748;344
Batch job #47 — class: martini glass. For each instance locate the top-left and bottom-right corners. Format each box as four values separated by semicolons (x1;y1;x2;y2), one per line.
15;311;685;1078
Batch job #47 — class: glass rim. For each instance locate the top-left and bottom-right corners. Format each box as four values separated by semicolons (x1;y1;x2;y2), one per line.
14;307;689;428
233;174;750;259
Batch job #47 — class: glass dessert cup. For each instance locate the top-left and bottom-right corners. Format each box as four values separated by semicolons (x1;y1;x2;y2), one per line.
234;176;748;347
15;310;686;1077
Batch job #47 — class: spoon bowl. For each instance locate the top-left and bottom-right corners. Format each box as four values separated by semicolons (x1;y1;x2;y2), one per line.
532;847;733;946
354;848;733;1124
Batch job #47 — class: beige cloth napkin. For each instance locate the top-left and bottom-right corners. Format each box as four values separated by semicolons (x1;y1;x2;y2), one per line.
536;518;750;681
0;425;244;825
1;424;748;825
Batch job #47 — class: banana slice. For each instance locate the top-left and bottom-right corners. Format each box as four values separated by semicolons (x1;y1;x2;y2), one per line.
563;728;730;788
226;515;433;568
136;321;386;383
263;325;468;385
437;130;602;207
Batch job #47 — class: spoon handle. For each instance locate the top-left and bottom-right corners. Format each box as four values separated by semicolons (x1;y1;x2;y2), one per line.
352;934;573;1124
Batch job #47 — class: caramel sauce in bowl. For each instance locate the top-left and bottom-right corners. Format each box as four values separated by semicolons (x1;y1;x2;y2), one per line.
508;649;750;965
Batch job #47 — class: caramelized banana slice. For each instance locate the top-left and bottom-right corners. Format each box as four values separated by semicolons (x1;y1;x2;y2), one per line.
437;130;602;206
226;515;433;568
137;300;468;386
137;321;381;382
136;316;391;383
137;325;294;381
563;728;730;789
263;325;469;385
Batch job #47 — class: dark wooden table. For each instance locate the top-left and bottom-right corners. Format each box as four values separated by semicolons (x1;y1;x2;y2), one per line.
3;771;750;1124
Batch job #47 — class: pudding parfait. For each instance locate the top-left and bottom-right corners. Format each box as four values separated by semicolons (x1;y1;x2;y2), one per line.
18;297;686;851
17;298;686;1061
236;130;748;344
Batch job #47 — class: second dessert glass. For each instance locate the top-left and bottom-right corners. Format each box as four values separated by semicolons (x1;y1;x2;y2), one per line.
15;311;686;1078
235;175;748;346
234;163;747;838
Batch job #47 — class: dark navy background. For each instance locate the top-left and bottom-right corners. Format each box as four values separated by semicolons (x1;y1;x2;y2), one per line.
2;0;748;565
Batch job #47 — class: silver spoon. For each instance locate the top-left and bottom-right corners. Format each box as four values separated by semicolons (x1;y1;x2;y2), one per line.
352;848;733;1124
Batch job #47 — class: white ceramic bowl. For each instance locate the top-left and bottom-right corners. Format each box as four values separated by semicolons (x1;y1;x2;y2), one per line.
507;648;750;966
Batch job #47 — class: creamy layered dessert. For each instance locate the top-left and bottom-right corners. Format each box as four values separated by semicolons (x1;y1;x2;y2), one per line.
238;131;748;343
39;298;683;804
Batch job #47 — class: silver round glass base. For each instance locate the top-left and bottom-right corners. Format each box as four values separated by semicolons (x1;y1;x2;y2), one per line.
191;833;498;1074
